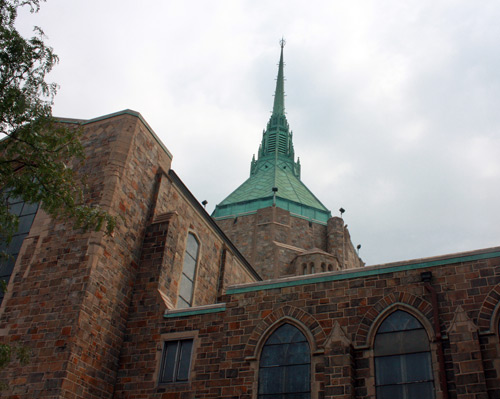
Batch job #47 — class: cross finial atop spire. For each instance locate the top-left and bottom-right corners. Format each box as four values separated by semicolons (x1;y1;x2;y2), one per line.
280;37;286;48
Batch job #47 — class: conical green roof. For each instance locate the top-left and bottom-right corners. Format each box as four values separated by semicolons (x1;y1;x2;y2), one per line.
212;40;331;224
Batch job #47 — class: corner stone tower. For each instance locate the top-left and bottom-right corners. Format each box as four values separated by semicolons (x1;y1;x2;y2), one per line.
213;40;364;279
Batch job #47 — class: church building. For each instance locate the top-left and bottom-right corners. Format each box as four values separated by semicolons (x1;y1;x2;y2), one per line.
0;42;499;399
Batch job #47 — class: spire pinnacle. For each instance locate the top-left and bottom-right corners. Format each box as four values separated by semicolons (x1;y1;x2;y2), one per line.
272;38;286;116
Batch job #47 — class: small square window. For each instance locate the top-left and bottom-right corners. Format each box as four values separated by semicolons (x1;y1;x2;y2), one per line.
159;339;193;383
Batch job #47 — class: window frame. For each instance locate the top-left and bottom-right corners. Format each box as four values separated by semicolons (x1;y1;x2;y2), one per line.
158;339;194;384
156;331;198;387
0;193;39;303
257;322;312;399
177;232;200;308
374;310;435;398
365;305;438;399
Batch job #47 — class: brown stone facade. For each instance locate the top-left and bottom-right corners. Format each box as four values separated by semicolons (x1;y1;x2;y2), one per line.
216;207;364;280
0;111;258;398
0;110;498;399
113;247;500;399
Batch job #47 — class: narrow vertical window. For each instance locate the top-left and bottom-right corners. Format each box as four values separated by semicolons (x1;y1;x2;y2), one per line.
0;193;38;303
159;339;193;383
374;310;435;398
177;233;199;308
258;323;310;399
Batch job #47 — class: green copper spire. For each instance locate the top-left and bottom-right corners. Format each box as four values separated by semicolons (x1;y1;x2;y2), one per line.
272;38;286;116
259;38;294;162
213;40;331;224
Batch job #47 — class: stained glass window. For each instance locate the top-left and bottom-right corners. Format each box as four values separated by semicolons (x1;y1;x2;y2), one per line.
258;323;310;399
177;233;199;308
374;310;435;399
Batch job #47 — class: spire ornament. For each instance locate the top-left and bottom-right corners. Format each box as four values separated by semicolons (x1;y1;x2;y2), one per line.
272;39;286;116
212;40;332;224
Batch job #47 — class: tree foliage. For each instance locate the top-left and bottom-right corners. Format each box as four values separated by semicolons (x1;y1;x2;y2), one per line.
0;0;117;386
0;342;29;389
0;0;116;245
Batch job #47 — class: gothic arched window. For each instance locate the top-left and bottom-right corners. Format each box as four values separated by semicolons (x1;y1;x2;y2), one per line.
177;233;199;308
259;323;310;399
374;310;435;398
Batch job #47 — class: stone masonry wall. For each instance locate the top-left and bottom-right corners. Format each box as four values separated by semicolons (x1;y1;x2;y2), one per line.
216;207;362;280
150;173;257;309
0;112;172;398
327;217;364;270
114;176;258;397
113;247;500;399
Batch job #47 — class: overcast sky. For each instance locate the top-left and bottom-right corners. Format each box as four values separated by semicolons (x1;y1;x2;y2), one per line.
17;0;500;266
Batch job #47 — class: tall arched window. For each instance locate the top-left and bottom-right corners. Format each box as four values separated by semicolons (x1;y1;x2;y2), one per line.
374;310;435;398
258;323;310;399
177;233;199;308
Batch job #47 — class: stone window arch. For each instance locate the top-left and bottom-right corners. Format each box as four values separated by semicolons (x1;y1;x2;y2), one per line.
328;264;333;271
321;263;326;272
177;232;200;308
258;323;311;399
488;300;500;338
302;263;307;275
310;262;315;274
374;310;435;398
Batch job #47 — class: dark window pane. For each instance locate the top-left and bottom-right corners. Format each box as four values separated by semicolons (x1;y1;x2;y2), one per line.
259;367;283;394
284;342;310;364
261;343;284;367
284;364;310;393
407;381;435;399
377;384;404;399
375;311;435;399
177;340;193;381
259;324;310;397
0;256;15;278
160;342;178;383
8;202;23;216
0;277;7;300
405;353;433;382
378;310;422;333
0;195;38;304
20;202;38;216
266;324;307;345
17;214;36;234
375;356;403;385
159;340;193;384
375;328;429;356
7;234;28;256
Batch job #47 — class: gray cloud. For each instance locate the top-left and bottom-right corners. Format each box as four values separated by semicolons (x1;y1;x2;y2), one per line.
16;0;500;265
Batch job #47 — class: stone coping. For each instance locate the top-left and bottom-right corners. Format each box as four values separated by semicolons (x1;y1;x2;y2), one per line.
56;109;173;160
164;303;227;318
213;210;328;226
226;246;500;294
